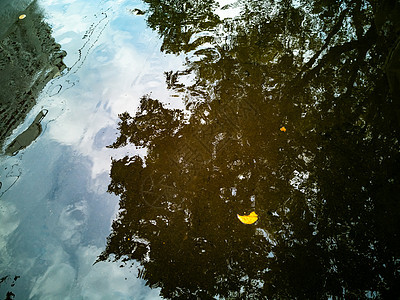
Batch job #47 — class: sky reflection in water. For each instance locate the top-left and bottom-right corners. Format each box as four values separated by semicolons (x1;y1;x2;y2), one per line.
0;0;175;298
1;0;400;299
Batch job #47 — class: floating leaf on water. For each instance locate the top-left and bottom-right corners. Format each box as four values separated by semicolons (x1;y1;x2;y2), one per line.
237;211;258;224
280;126;286;132
19;14;26;20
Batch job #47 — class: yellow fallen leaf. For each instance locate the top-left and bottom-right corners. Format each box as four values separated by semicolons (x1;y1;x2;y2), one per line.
280;126;286;132
19;14;26;20
237;211;258;224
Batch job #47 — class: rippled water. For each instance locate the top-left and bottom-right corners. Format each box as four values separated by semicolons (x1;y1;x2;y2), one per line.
0;0;399;299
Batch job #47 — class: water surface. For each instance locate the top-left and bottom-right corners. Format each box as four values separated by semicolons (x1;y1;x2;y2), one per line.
1;0;400;299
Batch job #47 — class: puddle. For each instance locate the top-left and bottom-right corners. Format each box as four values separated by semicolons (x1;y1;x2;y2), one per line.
0;0;400;299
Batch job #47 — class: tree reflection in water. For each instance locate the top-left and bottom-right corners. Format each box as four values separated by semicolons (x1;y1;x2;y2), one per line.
97;0;400;298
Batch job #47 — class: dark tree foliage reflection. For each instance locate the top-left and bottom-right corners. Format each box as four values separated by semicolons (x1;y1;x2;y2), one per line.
98;0;400;298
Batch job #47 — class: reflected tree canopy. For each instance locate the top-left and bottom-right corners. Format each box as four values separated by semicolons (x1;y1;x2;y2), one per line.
98;0;400;298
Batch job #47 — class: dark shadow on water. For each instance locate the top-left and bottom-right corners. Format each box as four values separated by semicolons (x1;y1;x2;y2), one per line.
99;0;400;299
5;109;48;156
0;0;66;149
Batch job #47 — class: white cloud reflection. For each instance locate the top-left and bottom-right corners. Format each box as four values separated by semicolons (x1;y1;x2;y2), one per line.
44;0;186;179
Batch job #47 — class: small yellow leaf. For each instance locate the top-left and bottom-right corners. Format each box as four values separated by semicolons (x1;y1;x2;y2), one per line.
237;211;258;224
19;14;26;20
280;126;286;132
